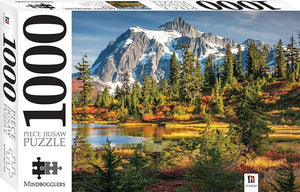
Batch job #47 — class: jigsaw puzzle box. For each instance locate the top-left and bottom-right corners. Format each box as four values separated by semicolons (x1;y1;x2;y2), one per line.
1;0;300;191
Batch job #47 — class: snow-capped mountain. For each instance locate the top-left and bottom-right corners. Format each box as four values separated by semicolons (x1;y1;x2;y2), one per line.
88;17;276;90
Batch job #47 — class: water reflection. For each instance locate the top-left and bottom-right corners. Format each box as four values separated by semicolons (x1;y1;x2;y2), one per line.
72;123;176;152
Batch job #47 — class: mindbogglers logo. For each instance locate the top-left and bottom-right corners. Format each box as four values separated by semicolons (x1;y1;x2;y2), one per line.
32;157;62;179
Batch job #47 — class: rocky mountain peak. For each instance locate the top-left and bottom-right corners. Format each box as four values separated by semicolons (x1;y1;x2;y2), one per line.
158;17;202;38
86;17;276;92
242;38;275;51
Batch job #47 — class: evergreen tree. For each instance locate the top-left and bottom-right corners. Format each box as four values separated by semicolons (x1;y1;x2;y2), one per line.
180;48;197;103
287;34;296;74
89;139;121;192
275;39;286;78
246;42;260;79
187;146;241;192
222;44;235;85
101;86;110;107
295;49;300;81
72;128;95;166
216;61;222;80
231;84;273;154
131;79;141;119
72;129;97;191
114;85;122;101
269;152;300;192
119;151;154;192
235;44;243;81
94;92;102;107
142;75;152;113
204;54;215;89
159;78;169;97
195;60;203;97
260;45;269;78
121;71;131;108
75;54;92;107
184;130;242;192
215;77;224;114
169;51;180;100
151;78;159;105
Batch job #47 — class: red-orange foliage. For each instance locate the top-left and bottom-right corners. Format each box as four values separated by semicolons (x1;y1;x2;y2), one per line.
158;168;186;180
105;111;118;119
234;164;259;174
265;149;285;160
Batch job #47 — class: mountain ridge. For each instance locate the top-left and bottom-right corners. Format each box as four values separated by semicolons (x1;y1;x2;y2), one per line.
86;17;276;92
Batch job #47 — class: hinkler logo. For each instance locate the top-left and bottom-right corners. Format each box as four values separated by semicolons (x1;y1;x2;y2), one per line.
248;175;255;183
244;173;258;192
32;157;62;179
5;16;9;24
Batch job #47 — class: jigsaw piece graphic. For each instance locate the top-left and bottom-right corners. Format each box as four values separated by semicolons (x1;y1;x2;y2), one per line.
44;162;62;175
32;157;45;179
5;149;16;178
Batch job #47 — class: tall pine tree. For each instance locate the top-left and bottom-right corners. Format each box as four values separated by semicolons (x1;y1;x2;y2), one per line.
121;71;131;108
269;152;300;192
287;34;296;74
275;39;286;79
142;75;152;113
169;51;180;100
195;60;203;98
294;49;300;81
159;78;169;98
204;54;215;90
131;79;141;119
75;54;92;107
180;48;197;103
101;86;110;107
234;44;243;81
246;42;260;79
260;45;269;78
231;84;273;154
89;139;121;192
222;44;235;85
151;78;159;105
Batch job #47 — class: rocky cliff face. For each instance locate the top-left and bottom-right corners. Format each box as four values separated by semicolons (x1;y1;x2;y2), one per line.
89;17;276;89
157;17;202;38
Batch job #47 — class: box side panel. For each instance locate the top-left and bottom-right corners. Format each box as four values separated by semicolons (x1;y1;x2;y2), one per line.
0;2;19;189
17;10;72;192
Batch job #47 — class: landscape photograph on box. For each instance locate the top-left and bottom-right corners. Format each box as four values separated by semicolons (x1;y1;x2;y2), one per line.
71;11;300;191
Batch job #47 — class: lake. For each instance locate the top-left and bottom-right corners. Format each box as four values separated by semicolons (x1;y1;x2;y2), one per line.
72;123;186;152
72;123;300;152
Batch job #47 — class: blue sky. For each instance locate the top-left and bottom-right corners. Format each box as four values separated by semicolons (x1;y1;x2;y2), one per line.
72;11;300;72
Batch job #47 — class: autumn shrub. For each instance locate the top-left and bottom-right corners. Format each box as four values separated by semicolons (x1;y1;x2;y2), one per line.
265;149;285;160
173;105;187;116
173;114;191;121
105;111;118;120
143;113;155;121
158;168;186;180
